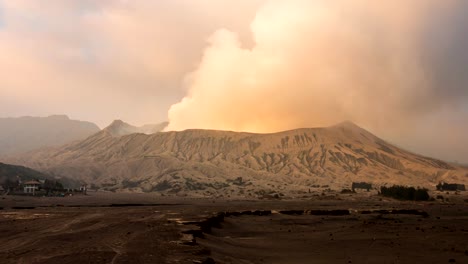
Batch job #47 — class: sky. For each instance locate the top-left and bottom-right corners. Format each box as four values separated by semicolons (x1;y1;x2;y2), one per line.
0;0;468;163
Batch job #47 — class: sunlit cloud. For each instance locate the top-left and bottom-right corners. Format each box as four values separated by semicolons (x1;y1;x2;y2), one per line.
0;0;264;126
167;0;468;162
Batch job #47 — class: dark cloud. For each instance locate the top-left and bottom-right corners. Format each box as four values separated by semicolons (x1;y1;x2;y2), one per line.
421;1;468;103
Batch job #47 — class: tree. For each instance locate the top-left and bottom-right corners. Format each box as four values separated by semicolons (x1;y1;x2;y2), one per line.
380;185;429;201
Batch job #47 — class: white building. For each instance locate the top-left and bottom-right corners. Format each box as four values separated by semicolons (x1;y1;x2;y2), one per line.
79;184;87;194
23;180;41;195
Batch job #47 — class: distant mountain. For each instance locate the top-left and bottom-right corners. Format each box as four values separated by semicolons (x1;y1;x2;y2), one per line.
0;115;100;156
0;162;78;189
7;121;468;197
0;162;51;182
104;120;168;137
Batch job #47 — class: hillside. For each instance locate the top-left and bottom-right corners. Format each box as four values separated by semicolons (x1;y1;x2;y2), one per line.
0;162;71;188
0;115;100;156
6;121;468;197
0;162;50;181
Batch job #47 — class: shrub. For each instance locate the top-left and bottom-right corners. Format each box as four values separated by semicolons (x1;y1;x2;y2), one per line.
414;188;430;201
43;179;64;191
380;185;430;201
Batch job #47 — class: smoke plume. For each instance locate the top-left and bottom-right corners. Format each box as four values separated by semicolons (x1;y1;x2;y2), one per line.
166;0;465;134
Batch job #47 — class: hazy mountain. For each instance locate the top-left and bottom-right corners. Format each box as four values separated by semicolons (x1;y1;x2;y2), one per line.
0;162;79;189
0;115;100;156
104;120;168;136
7;121;468;197
0;162;51;183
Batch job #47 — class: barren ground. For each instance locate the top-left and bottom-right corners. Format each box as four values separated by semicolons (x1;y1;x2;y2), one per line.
0;191;467;264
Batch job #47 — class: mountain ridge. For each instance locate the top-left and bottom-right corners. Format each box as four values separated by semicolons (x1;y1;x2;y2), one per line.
103;120;169;137
5;121;467;196
0;115;100;156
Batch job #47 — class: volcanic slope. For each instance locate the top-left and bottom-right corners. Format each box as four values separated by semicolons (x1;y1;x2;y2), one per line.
104;120;168;136
8;121;468;196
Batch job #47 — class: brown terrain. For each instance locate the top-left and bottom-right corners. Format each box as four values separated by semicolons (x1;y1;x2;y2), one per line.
3;121;468;263
6;121;468;196
0;191;467;263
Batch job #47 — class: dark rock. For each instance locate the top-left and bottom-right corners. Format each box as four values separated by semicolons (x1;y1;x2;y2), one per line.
182;229;205;239
11;206;35;210
309;210;350;216
279;210;304;215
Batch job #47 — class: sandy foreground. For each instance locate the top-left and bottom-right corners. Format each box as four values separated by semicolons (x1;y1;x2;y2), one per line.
0;192;467;264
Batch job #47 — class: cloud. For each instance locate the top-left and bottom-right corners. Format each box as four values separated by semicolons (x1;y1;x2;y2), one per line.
0;0;264;127
168;1;425;130
166;0;468;162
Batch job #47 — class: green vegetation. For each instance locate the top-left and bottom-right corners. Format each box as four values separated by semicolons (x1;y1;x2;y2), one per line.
0;162;80;189
43;179;64;191
0;162;50;183
380;185;430;201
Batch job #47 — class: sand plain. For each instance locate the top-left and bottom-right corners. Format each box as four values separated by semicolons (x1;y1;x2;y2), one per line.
0;191;467;264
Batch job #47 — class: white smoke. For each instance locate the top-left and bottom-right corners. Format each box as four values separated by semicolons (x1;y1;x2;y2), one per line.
166;0;453;133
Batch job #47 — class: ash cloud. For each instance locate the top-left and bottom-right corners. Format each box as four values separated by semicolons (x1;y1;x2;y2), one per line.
167;0;468;162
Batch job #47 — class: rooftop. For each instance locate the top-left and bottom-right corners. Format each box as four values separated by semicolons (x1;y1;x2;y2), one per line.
23;180;42;185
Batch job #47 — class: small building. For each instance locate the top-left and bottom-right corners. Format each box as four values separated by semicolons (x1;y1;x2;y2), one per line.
352;182;372;192
79;184;88;195
23;180;42;195
436;182;466;191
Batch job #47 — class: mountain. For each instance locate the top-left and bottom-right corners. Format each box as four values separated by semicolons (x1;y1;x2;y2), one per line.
0;162;50;182
0;115;100;156
6;121;468;197
104;120;168;136
0;162;74;188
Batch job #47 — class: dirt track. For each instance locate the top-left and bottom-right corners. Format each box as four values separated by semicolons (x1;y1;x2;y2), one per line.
0;192;467;263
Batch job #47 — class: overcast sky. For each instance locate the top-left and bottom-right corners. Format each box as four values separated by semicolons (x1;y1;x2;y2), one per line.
1;0;468;163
